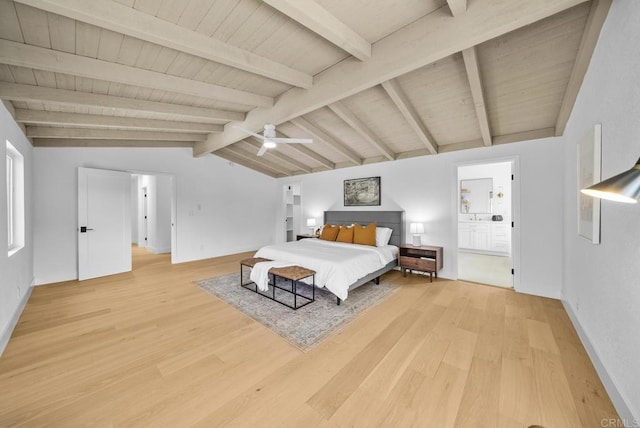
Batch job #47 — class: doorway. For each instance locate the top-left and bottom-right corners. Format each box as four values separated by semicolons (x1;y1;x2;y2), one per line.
457;160;515;288
131;174;175;260
78;168;177;281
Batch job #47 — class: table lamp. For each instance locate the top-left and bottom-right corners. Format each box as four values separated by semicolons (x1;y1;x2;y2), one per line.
306;218;317;235
410;222;424;246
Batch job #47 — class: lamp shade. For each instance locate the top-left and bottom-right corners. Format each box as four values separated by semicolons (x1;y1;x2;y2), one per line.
581;157;640;203
306;218;317;227
410;223;424;234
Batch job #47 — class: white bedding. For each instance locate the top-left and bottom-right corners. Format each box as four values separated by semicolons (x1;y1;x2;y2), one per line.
253;238;398;300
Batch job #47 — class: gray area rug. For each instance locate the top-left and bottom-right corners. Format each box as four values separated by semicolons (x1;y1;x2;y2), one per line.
196;272;396;350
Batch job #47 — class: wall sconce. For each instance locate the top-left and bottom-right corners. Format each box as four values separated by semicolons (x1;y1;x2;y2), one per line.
581;157;640;203
410;222;424;246
306;218;317;235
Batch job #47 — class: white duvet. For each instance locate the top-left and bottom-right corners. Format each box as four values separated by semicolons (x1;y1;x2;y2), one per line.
253;238;398;300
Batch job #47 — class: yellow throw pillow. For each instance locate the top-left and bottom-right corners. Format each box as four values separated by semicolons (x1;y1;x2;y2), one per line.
319;224;339;241
336;225;354;243
353;222;377;246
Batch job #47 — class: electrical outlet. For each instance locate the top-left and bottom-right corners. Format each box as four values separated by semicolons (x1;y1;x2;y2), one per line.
576;298;580;312
16;287;20;300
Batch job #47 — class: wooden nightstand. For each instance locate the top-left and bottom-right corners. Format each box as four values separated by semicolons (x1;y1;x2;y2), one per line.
296;234;316;240
399;244;443;282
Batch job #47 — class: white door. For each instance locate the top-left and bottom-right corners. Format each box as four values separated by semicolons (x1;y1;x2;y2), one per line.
141;186;148;248
78;167;132;280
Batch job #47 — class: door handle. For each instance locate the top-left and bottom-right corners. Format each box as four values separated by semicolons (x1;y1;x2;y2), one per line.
79;226;94;233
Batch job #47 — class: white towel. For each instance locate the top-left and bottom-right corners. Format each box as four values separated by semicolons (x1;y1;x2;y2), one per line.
250;260;294;291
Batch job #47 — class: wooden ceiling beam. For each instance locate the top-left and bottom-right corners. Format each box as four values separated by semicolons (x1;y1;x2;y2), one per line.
461;47;492;146
447;0;467;17
224;145;292;176
438;140;484;154
381;79;438;155
246;137;313;173
14;110;223;133
262;0;371;61
0;82;243;123
236;140;301;175
493;127;556;146
328;102;395;161
0;39;272;108
215;150;280;178
276;131;335;170
290;117;363;166
555;0;612;136
33;138;193;148
26;127;206;141
13;0;312;89
197;0;586;155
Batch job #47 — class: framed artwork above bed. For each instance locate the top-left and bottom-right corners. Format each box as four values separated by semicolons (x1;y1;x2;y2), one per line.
344;176;381;206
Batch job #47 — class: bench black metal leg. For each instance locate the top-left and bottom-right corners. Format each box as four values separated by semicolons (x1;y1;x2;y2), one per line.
271;273;275;299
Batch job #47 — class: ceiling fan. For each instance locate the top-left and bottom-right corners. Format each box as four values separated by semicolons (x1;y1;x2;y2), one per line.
234;124;312;156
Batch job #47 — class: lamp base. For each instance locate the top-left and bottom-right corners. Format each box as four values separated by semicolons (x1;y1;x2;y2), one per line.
412;235;422;246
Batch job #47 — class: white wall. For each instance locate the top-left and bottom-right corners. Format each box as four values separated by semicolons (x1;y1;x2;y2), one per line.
33;148;278;284
561;0;640;422
279;137;564;298
130;175;138;244
0;103;33;354
146;174;172;254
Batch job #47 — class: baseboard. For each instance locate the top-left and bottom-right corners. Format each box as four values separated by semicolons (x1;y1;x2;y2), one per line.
0;279;34;356
561;297;637;424
515;287;560;300
147;246;171;254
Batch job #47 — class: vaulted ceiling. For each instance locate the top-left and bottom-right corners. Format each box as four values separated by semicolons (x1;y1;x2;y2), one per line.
0;0;610;177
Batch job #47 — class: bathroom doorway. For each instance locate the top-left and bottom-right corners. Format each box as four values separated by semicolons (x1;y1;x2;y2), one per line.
457;160;515;288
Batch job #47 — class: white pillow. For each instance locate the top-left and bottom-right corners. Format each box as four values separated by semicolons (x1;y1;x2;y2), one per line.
376;227;393;247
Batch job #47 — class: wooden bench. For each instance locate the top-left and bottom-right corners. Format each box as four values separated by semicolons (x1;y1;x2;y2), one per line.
240;258;316;310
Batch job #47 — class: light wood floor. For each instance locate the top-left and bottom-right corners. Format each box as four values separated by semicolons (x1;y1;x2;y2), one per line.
0;246;620;427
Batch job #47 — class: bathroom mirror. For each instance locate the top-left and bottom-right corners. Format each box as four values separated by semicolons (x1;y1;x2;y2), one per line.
460;178;493;214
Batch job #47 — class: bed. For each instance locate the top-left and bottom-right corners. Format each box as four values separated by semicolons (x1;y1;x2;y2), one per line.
253;210;405;303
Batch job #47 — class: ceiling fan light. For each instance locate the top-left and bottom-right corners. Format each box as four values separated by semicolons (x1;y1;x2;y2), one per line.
263;140;277;149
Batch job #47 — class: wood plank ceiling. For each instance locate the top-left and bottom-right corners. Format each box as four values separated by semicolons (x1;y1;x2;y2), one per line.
0;0;611;177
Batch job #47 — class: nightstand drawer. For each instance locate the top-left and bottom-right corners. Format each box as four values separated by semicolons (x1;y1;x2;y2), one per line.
402;248;435;258
400;256;435;272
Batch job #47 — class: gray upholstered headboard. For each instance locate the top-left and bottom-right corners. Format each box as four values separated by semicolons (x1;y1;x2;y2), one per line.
324;211;405;247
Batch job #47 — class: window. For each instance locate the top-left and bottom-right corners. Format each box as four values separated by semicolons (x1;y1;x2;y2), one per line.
6;140;24;256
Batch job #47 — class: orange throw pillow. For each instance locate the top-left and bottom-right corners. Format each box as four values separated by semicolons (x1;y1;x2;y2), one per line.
336;225;354;243
353;222;377;246
319;224;339;241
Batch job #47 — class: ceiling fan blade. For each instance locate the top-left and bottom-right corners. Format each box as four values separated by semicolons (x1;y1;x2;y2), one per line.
257;145;268;156
273;138;313;144
232;125;265;140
